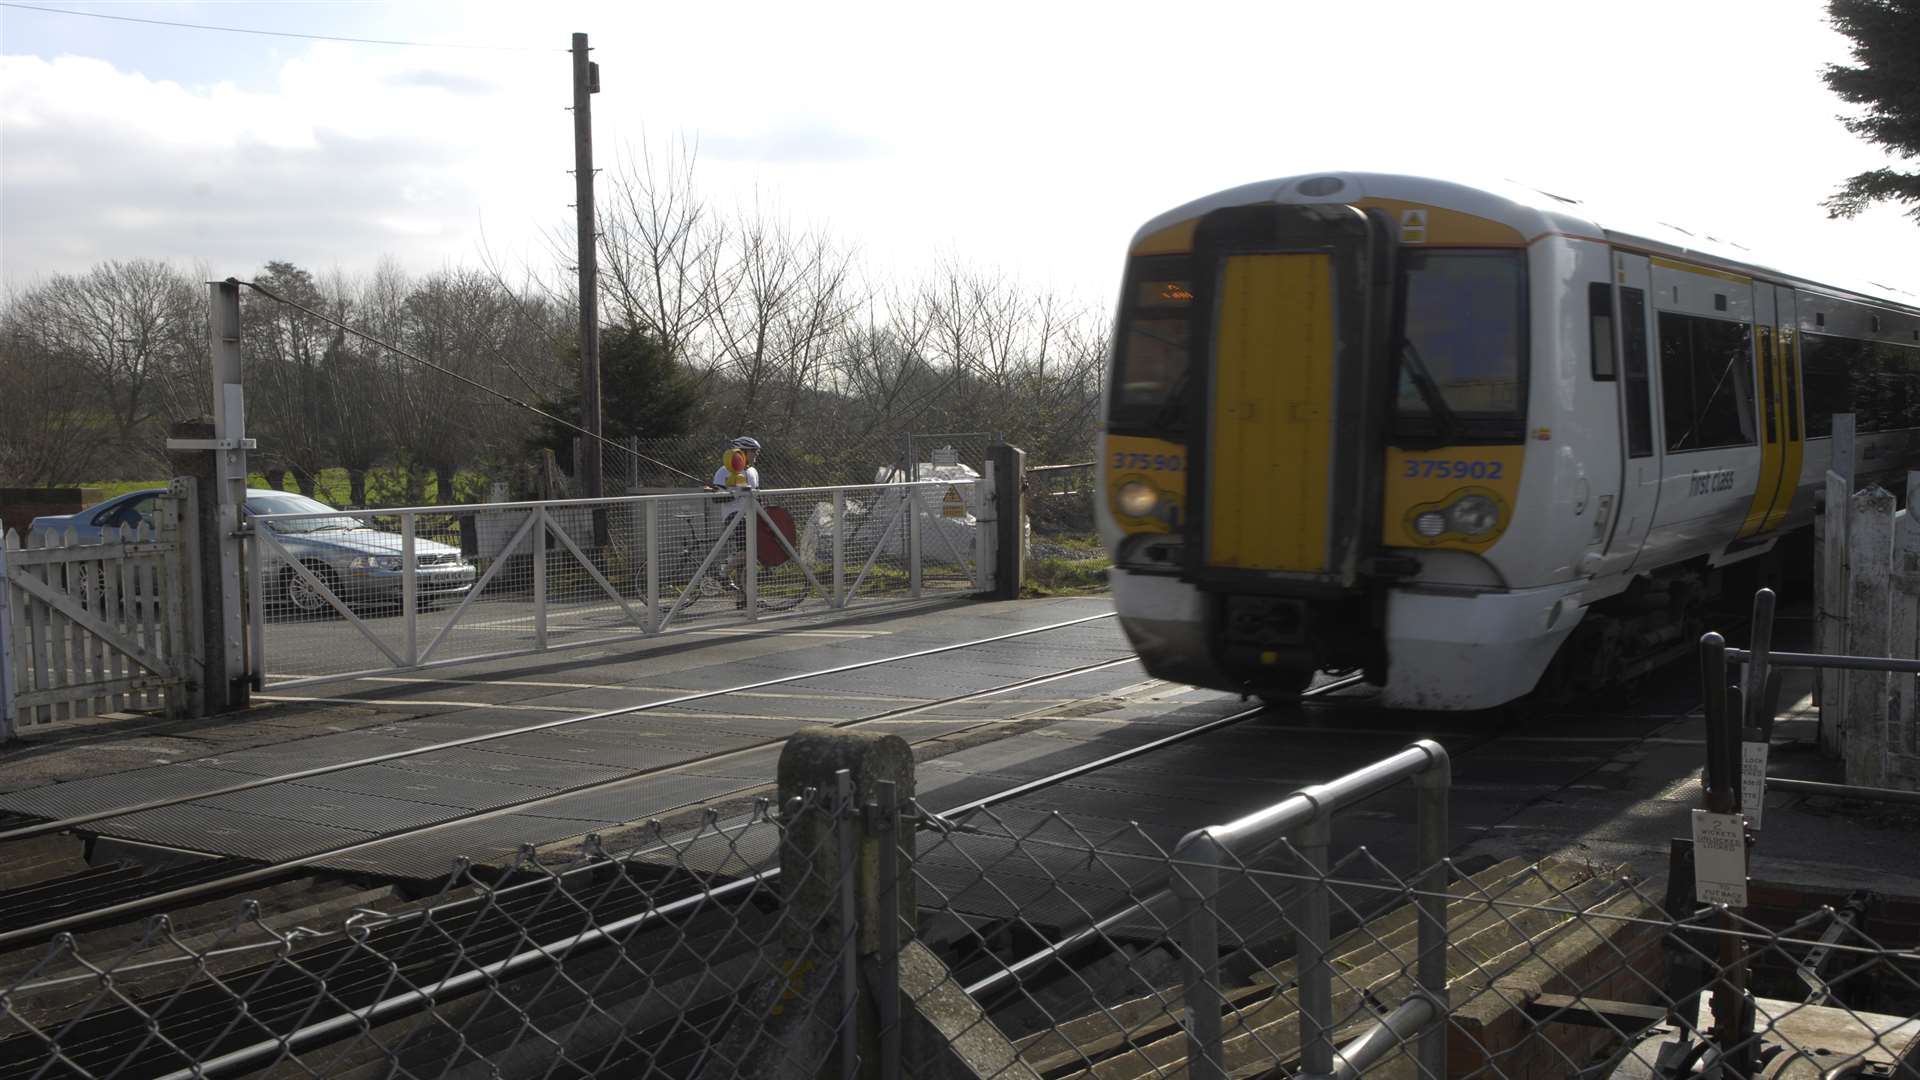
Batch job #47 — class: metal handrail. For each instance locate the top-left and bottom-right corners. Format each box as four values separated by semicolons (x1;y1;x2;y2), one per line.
1171;740;1452;1080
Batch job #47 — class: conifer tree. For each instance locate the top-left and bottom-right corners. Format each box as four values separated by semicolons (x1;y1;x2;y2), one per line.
1823;0;1920;222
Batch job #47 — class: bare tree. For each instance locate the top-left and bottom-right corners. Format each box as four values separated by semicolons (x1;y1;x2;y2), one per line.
243;262;338;497
597;137;726;364
0;308;112;487
10;260;206;474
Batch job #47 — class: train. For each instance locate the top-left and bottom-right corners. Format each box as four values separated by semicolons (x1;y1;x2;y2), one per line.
1095;172;1920;710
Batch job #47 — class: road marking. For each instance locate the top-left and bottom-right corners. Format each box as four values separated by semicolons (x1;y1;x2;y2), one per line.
254;695;584;713
352;675;923;704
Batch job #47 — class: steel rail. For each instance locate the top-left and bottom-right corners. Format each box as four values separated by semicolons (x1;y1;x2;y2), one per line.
146;676;1367;1079
0;644;1138;953
0;612;1115;846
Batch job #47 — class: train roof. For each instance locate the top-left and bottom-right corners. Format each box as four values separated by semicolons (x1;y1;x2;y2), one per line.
1133;172;1919;317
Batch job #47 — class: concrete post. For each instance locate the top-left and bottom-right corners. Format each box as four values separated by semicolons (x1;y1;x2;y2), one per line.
167;420;244;716
1844;486;1894;788
987;444;1025;600
709;727;1033;1079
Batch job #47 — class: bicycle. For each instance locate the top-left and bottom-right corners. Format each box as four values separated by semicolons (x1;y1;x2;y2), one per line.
660;500;815;619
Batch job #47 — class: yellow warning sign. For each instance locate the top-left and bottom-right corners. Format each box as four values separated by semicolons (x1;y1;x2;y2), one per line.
942;486;965;517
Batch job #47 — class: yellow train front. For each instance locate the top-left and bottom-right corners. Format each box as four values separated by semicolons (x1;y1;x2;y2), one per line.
1098;172;1918;710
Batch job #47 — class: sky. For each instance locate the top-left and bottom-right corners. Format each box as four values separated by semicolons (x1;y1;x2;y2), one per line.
0;0;1914;306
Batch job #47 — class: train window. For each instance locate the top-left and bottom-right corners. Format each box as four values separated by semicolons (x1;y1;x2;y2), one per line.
1798;332;1850;438
1394;250;1527;441
1620;287;1653;458
1658;312;1755;453
1588;283;1616;381
1109;255;1193;431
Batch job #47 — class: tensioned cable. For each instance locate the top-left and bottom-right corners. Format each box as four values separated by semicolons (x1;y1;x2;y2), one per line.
235;278;708;485
0;2;561;51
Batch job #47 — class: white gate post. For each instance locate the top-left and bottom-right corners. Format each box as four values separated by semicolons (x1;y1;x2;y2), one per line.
832;490;846;609
0;539;16;741
1892;472;1920;782
908;485;923;599
401;512;419;666
1821;469;1851;756
208;281;251;710
644;499;660;634
1845;486;1894;788
533;507;548;650
744;488;759;619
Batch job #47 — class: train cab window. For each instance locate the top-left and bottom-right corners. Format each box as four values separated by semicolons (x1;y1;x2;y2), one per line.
1620;287;1653;458
1658;312;1755;453
1394;250;1527;443
1588;283;1616;381
1109;255;1193;432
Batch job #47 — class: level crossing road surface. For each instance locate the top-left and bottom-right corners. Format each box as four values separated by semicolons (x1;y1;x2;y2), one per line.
3;593;1913;940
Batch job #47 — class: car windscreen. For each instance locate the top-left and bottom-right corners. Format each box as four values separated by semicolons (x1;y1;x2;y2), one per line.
245;493;370;533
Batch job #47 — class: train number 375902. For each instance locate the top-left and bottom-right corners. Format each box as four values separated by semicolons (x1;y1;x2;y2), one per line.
1402;458;1504;480
1112;452;1184;471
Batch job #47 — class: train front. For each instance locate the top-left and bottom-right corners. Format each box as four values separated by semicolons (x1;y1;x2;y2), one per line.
1098;174;1583;710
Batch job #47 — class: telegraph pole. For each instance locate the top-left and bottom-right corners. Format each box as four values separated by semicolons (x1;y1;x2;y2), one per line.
571;32;603;499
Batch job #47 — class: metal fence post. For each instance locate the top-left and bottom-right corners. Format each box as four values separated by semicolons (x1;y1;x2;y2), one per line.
872;779;903;1080
533;506;548;651
907;487;923;599
401;511;418;667
1296;810;1335;1077
744;488;759;619
832;490;846;609
1175;833;1226;1080
1413;748;1452;1079
0;539;15;742
644;500;659;634
836;769;860;1080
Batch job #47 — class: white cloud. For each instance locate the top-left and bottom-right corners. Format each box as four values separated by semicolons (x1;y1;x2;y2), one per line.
0;0;1913;302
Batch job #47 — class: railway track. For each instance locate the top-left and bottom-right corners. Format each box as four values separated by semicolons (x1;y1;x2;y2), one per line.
1;598;1729;1078
0;613;1134;953
0;648;1373;1079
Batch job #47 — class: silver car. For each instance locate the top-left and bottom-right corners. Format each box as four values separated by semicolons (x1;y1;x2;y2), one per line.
30;489;477;618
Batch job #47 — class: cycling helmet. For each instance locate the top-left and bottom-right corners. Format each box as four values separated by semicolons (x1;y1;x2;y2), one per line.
730;436;762;452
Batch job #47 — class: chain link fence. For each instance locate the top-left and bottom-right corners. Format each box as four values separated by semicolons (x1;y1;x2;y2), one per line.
15;728;1912;1078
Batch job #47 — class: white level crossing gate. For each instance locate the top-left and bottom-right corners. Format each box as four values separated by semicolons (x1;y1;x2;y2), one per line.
0;483;194;736
248;479;996;687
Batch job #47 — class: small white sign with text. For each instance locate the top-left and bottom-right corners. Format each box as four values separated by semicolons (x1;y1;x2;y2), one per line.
1740;741;1769;830
1691;809;1748;908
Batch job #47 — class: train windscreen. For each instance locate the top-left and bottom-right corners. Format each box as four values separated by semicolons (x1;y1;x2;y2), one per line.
1394;250;1527;442
1110;255;1193;431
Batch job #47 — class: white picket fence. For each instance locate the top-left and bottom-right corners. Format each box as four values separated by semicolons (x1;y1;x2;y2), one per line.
1816;466;1920;792
0;488;193;738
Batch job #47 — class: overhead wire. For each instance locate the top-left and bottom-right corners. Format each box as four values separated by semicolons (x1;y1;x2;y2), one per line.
0;1;562;52
234;278;708;486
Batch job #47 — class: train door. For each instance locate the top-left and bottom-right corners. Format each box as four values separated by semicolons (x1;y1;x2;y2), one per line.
1762;286;1805;533
1599;252;1661;571
1738;286;1789;538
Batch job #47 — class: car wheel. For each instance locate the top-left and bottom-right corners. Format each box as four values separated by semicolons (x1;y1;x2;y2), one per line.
283;563;341;618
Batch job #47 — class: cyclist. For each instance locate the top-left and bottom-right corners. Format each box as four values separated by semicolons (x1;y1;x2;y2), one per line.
705;436;762;602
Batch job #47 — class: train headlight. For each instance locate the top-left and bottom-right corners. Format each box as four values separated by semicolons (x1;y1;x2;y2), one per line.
1117;481;1159;518
1447;495;1501;536
1413;511;1448;538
